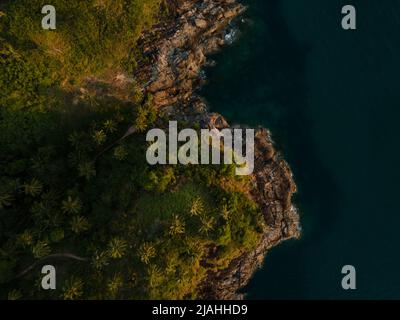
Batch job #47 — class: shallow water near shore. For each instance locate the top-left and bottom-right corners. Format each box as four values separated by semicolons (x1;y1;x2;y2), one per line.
201;0;400;299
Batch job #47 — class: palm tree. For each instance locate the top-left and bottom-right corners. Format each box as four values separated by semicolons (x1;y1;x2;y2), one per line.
147;264;162;289
0;193;13;209
107;274;123;297
134;106;149;132
169;214;185;236
62;277;84;300
199;215;215;235
138;242;156;264
92;129;107;145
61;196;82;215
92;250;110;271
82;89;99;108
103;119;117;133
113;145;128;160
8;290;22;300
32;240;51;259
23;178;43;197
78;162;96;180
70;216;90;234
18;230;34;248
190;197;204;217
108;238;127;259
185;238;203;264
221;204;230;221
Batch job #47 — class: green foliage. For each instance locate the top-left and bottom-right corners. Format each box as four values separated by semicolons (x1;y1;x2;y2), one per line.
138;242;156;265
18;231;34;248
107;238;127;259
78;162;96;180
0;0;265;300
23;178;43;197
107;274;123;298
221;204;230;221
103;119;117;133
62;277;84;300
92;250;110;271
168;215;185;236
0;193;13;209
61;196;82;215
70;216;90;234
92;129;107;146
8;289;23;300
199;215;215;235
190;196;204;217
32;241;51;259
2;0;165;82
113;145;128;161
144;167;175;193
49;228;65;243
134;96;157;132
0;40;52;110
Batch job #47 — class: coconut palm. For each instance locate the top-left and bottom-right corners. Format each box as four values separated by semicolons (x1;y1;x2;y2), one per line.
103;119;117;133
169;214;185;236
134;105;151;132
113;145;128;160
199;215;215;235
0;193;13;209
92;250;110;271
32;240;51;259
18;230;34;247
190;197;204;217
82;89;98;108
61;196;82;215
138;242;156;264
147;264;162;288
92;129;107;145
221;204;230;221
108;238;127;259
70;216;90;234
62;277;84;300
78;162;96;180
8;290;22;300
185;238;203;264
107;274;123;297
23;178;43;197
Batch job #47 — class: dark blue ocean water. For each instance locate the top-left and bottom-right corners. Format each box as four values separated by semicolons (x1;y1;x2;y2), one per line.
201;0;400;299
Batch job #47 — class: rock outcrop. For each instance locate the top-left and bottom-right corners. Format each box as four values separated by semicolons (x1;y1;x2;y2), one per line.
136;0;301;299
136;0;245;110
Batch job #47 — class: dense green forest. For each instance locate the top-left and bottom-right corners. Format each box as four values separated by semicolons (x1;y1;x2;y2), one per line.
0;0;264;299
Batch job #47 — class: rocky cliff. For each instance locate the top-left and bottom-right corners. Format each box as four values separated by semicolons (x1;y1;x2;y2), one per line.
136;0;301;299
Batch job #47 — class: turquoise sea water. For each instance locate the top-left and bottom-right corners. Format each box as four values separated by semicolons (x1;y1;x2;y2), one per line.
201;0;400;299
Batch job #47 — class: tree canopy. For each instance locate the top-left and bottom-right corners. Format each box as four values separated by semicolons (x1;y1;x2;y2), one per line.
0;0;264;299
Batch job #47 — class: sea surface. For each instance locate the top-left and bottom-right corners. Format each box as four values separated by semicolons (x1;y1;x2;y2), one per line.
201;0;400;299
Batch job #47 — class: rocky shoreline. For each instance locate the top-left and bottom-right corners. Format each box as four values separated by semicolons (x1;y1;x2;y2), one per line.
131;0;302;299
